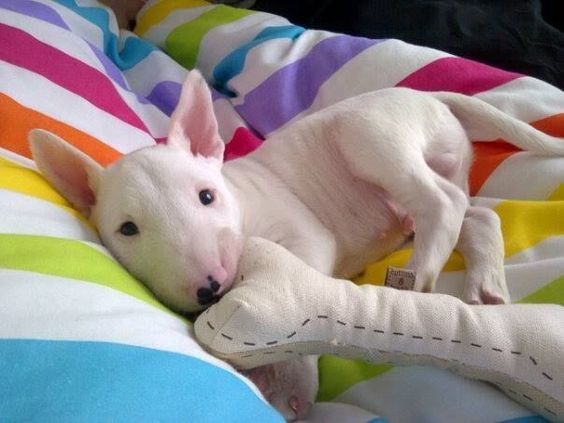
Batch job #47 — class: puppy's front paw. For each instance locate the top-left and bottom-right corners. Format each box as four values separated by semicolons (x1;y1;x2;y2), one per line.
463;267;510;305
242;356;318;421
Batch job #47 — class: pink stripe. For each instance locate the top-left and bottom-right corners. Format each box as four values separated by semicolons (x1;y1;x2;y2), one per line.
397;56;522;95
0;24;149;134
224;127;262;161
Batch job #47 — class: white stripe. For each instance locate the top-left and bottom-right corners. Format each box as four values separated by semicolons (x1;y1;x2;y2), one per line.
0;189;98;242
230;30;341;107
196;12;291;79
0;62;155;153
336;366;532;423
141;6;215;47
477;153;564;200
214;97;250;142
32;0;107;51
306;402;380;423
0;148;37;170
0;269;262;398
475;75;564;124
123;50;187;99
269;40;452;135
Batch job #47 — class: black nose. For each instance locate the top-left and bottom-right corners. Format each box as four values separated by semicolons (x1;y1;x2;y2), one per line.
197;287;215;303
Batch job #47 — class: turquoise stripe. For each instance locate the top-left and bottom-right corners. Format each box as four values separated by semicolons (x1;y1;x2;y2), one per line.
212;25;305;97
0;339;282;422
498;417;548;422
54;0;157;71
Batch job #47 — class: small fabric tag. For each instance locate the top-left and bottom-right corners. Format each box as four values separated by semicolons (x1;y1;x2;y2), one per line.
385;267;416;291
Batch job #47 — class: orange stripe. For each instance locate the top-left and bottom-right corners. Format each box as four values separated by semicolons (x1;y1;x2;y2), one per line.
469;113;564;195
0;94;122;166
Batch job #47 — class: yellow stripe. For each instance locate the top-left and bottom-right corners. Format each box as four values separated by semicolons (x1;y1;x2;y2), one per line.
496;199;564;258
547;184;564;201
136;0;211;36
0;157;88;224
356;198;564;285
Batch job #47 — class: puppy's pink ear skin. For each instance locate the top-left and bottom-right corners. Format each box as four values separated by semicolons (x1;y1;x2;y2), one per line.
28;129;103;217
168;70;225;160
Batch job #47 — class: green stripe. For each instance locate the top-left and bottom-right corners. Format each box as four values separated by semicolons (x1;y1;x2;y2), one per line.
518;276;564;305
0;234;179;316
165;5;253;69
317;355;393;401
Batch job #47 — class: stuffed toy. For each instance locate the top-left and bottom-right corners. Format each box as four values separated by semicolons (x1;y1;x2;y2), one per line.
195;238;564;421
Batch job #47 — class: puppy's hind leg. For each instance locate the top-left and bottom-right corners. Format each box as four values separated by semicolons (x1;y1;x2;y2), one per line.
457;206;509;304
337;130;468;293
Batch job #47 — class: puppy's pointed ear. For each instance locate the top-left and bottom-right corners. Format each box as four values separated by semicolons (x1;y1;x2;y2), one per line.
28;129;103;217
168;70;224;160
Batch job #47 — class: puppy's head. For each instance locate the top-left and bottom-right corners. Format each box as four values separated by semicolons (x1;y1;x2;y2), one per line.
29;71;243;313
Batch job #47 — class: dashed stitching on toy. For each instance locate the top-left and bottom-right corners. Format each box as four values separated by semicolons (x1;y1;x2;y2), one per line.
205;314;558;416
544;407;557;416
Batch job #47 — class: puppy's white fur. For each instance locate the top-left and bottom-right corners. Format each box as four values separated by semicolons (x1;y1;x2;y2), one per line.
30;71;564;420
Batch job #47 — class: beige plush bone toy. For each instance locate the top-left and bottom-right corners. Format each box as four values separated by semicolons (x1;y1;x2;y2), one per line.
195;237;564;421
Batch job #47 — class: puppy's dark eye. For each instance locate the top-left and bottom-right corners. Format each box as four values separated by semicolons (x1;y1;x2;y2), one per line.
199;189;214;206
119;221;139;236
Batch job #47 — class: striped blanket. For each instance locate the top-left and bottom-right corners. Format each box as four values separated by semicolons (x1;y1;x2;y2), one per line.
1;0;562;421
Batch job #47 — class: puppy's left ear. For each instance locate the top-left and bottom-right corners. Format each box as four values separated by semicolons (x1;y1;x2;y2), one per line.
168;70;224;160
28;129;103;217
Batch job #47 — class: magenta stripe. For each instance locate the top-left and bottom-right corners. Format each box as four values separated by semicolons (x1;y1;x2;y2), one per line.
396;56;522;95
0;24;149;134
236;34;383;135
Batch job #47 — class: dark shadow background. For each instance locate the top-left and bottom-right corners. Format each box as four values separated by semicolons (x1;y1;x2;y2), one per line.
252;0;563;89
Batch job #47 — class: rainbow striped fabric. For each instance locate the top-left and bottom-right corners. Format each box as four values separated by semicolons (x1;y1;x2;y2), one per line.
0;0;562;421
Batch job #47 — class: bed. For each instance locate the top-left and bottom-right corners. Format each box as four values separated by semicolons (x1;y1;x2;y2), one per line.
0;0;562;421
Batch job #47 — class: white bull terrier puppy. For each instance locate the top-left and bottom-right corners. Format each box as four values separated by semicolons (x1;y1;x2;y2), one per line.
30;71;564;420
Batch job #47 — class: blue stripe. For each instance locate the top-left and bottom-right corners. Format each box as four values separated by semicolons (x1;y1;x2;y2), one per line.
212;25;305;97
0;339;282;422
54;0;157;71
498;417;548;422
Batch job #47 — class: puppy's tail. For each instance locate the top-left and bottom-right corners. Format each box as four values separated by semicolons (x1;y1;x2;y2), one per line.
433;92;564;156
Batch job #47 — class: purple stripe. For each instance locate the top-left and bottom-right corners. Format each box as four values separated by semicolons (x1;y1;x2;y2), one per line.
87;42;130;90
146;80;182;116
0;0;68;28
235;34;383;135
